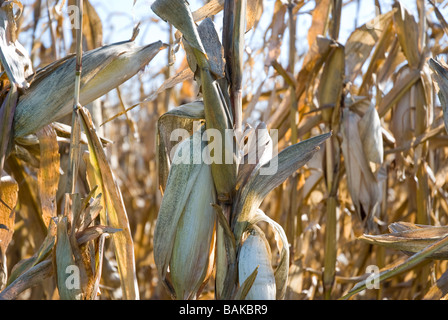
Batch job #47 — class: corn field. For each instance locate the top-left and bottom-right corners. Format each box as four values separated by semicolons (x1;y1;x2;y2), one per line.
1;0;448;301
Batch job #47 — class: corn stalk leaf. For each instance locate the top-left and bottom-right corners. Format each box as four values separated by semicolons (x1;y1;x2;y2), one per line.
0;259;53;300
55;216;82;300
392;1;421;69
79;107;139;300
233;132;331;244
6;219;56;286
359;224;448;259
36;125;60;228
342;233;448;300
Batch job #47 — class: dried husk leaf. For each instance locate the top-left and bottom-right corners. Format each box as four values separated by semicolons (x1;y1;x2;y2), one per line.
14;40;164;138
393;1;421;69
191;0;262;32
7;219;56;286
345;10;394;83
0;85;18;174
0;175;18;254
358;104;384;164
307;0;331;48
341;108;380;230
0;259;53;300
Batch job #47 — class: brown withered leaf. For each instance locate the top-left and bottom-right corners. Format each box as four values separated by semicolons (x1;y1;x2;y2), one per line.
392;1;421;69
0;175;18;254
0;174;18;287
80;107;139;300
359;222;448;259
69;0;103;51
345;10;394;83
307;0;331;48
36;125;60;228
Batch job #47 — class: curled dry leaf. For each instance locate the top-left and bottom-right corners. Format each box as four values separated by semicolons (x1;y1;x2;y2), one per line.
359;222;448;259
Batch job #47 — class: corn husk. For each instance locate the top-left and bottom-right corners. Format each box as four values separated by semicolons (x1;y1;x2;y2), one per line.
341;108;381;230
154;128;217;300
358;104;384;164
13;40;164;138
238;227;276;300
152;0;237;202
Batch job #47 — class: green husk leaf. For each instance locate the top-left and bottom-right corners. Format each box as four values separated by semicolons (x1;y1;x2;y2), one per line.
56;216;82;300
233;132;331;242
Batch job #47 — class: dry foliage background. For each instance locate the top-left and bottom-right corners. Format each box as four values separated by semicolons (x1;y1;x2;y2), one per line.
1;0;448;300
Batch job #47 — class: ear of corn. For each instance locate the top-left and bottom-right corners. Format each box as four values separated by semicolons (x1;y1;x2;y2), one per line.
154;128;217;299
341;107;380;231
170;161;216;299
13;40;165;138
238;226;276;300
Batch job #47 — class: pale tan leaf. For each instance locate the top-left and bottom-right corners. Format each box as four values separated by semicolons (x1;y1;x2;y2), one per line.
80;107;139;300
36;125;60;228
